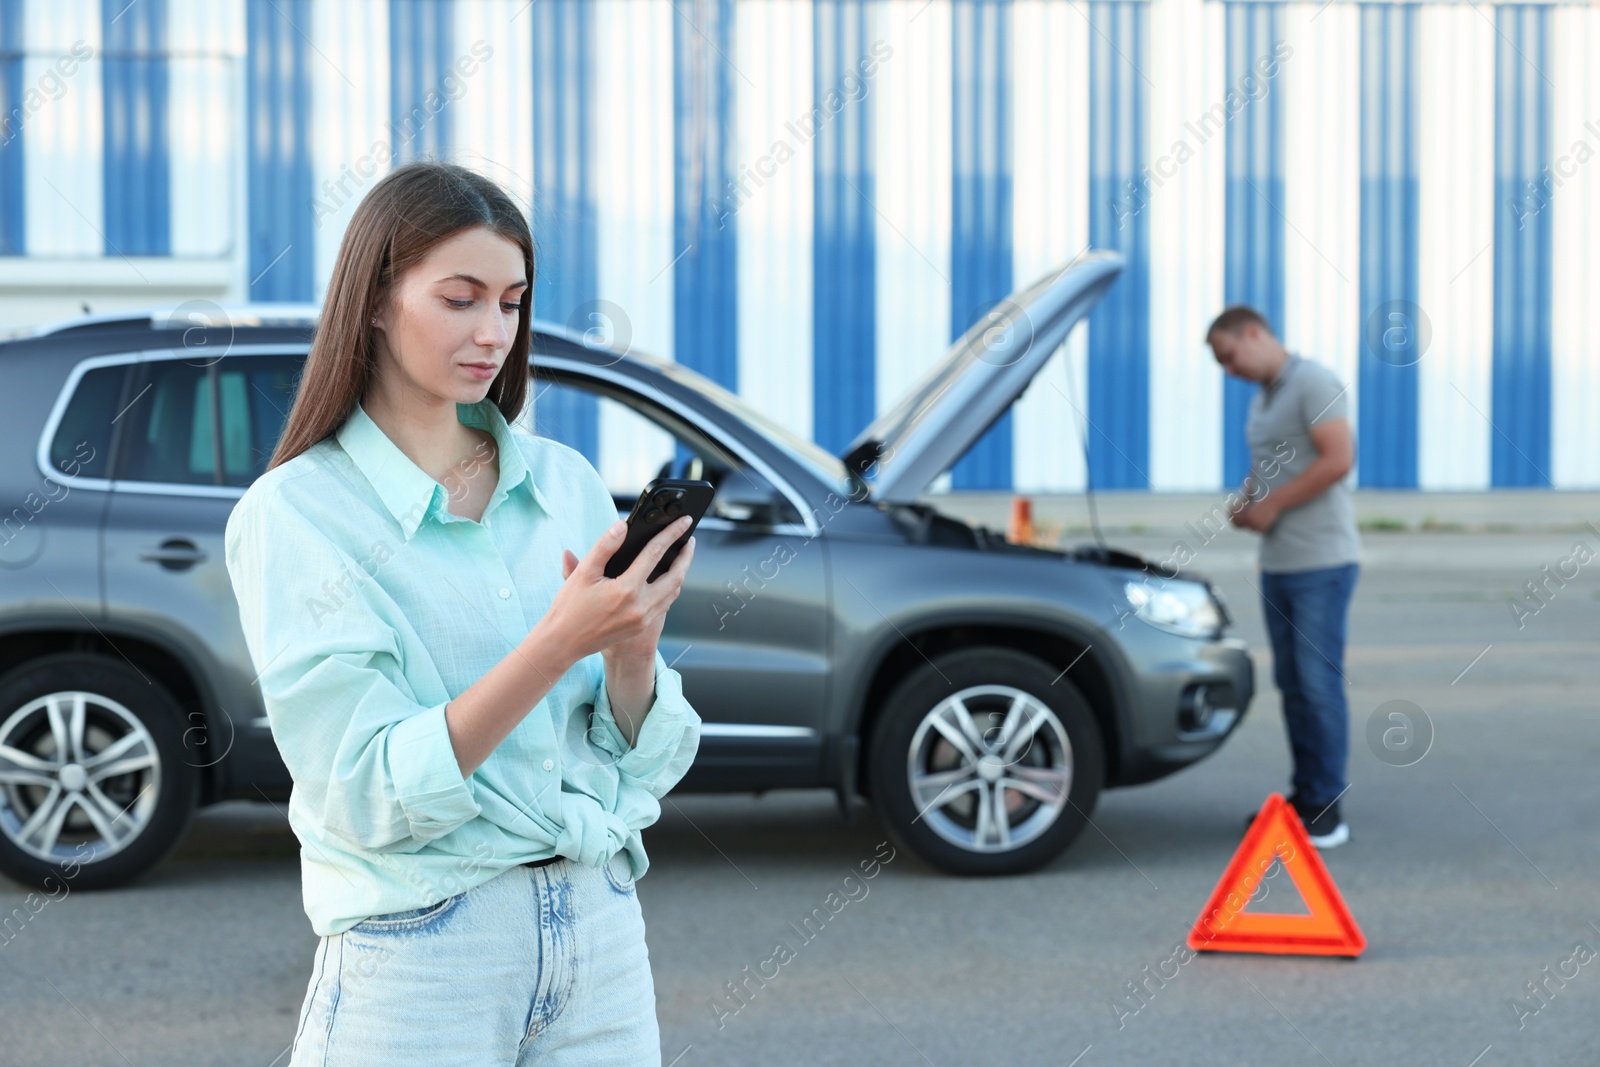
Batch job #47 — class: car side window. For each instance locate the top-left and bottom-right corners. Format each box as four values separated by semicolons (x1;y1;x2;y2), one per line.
117;361;214;485
115;355;303;488
51;364;126;480
218;355;303;486
534;377;736;509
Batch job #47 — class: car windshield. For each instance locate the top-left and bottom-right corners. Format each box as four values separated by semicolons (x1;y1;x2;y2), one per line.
647;357;861;499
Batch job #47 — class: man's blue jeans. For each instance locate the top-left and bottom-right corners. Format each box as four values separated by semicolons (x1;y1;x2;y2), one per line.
1258;562;1359;808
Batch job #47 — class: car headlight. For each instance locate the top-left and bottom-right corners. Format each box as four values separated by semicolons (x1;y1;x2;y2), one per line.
1123;577;1223;638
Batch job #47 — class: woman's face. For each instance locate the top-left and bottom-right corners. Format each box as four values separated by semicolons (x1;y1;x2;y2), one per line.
370;225;528;407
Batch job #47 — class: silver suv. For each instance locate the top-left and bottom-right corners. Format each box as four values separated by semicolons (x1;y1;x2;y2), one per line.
0;252;1253;890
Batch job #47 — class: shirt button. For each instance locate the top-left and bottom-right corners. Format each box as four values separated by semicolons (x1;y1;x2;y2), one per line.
498;587;510;599
542;758;554;771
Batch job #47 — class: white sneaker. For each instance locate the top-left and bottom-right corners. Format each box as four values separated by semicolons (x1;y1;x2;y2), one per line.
1295;797;1349;849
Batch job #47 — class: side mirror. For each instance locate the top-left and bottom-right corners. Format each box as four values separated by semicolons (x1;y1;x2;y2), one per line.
712;472;786;527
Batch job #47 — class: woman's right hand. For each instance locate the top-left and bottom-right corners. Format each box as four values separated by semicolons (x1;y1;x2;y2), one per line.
540;515;696;665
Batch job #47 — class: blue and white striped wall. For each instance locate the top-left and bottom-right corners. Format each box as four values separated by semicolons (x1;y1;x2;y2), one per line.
2;0;1597;491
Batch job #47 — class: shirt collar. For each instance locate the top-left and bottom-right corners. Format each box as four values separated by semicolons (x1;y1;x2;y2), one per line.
336;397;552;541
1263;352;1301;397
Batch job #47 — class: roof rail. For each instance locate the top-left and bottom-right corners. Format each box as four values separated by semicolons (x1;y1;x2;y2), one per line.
8;306;634;356
529;320;628;352
23;303;324;339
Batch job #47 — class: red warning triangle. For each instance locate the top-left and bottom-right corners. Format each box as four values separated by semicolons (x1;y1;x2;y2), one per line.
1186;793;1365;957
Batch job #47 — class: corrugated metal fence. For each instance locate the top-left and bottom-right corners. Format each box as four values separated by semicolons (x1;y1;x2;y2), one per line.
1;0;1596;491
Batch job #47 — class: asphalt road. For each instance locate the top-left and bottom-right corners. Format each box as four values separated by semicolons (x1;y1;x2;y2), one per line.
2;530;1597;1066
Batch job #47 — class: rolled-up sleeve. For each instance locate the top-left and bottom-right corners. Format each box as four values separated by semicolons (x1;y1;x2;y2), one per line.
224;488;482;852
588;650;701;799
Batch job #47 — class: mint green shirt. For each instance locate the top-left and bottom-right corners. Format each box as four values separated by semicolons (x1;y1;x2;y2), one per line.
224;397;700;936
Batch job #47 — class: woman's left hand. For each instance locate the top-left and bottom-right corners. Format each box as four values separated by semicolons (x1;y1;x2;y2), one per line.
562;543;686;744
560;547;679;663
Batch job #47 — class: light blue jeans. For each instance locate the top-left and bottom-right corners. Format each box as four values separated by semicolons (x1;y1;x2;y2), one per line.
288;853;659;1066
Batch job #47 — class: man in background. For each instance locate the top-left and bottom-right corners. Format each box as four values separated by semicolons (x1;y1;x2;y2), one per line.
1207;306;1359;848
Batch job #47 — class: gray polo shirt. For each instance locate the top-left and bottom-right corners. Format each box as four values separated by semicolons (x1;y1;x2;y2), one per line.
1245;353;1361;573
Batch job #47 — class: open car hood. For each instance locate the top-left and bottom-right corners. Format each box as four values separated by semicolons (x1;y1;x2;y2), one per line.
841;250;1123;504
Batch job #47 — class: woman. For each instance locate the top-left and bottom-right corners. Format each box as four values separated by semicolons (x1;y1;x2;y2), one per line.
224;161;701;1065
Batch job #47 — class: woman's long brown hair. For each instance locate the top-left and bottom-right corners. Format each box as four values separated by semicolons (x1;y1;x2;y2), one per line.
266;161;536;473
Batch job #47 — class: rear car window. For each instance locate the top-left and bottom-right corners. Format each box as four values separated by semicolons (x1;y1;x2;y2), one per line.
218;355;302;486
115;355;303;487
119;361;213;485
50;364;127;480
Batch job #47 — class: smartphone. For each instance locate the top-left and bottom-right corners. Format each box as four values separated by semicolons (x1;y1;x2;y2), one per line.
603;478;715;582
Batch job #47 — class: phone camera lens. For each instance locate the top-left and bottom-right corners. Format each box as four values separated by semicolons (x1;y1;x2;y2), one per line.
643;506;664;524
662;497;683;517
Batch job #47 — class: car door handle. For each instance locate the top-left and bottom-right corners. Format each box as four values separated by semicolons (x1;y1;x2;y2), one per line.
139;540;208;570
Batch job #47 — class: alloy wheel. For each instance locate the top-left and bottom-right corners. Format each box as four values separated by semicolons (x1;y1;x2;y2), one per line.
905;684;1073;854
0;690;162;863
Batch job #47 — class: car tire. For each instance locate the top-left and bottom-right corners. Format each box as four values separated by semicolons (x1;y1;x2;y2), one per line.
868;646;1105;876
0;653;199;891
